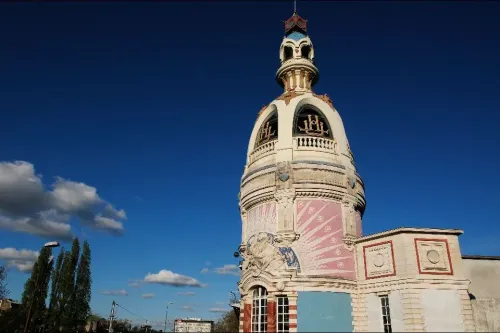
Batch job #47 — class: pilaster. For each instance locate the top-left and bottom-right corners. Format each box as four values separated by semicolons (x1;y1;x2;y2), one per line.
458;289;476;332
400;289;425;332
351;292;367;332
288;293;298;332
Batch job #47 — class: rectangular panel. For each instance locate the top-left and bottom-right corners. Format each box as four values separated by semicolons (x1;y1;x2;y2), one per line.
414;238;454;275
297;291;353;332
293;200;355;279
421;289;465;332
363;241;396;279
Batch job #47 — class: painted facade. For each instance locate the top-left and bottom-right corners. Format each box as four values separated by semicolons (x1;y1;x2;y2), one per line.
236;9;493;333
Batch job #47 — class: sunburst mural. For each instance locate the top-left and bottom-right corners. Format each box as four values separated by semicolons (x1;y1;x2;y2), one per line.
292;199;355;279
245;202;276;242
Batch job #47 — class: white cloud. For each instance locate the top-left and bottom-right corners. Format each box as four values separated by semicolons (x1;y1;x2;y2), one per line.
177;292;196;296
209;308;229;313
0;247;40;273
142;293;155;299
180;305;194;311
101;289;128;296
215;301;225;305
214;264;240;276
128;281;141;288
200;267;209;274
144;270;205;287
0;161;127;239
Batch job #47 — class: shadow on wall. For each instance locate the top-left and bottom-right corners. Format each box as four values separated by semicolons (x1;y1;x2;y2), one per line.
297;291;353;332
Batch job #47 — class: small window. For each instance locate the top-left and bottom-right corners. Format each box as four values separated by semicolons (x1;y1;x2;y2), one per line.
277;296;289;333
293;106;332;138
251;287;268;333
301;45;311;59
283;46;293;61
380;295;392;333
255;111;278;147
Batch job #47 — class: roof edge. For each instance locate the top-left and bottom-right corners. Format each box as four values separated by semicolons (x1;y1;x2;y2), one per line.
357;227;464;243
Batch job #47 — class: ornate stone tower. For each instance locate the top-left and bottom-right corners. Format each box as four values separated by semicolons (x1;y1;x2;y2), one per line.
237;11;366;333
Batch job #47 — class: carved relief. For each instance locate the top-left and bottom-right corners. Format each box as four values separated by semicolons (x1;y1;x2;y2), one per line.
293;169;344;187
242;232;300;277
275;189;295;231
276;91;304;106
363;241;396;279
240;173;275;198
414;238;453;275
276;162;293;190
342;201;356;237
312;93;334;109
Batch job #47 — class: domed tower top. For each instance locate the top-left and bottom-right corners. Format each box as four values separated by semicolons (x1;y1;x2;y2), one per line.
277;11;319;93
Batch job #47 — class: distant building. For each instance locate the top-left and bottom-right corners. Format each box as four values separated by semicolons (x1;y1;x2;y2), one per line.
0;298;20;311
174;318;213;332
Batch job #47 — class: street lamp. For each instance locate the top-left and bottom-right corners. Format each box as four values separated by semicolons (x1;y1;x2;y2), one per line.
165;301;173;332
23;241;60;333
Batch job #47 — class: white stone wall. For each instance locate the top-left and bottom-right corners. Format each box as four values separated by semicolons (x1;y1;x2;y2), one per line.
421;289;465;332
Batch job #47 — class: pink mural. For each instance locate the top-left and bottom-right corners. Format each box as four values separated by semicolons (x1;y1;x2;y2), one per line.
355;210;362;237
245;202;276;242
292;199;355;279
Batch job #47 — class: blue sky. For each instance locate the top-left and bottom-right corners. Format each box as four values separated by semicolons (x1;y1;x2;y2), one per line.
0;0;499;329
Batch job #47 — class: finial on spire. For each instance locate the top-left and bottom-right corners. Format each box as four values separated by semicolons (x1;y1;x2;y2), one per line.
294;0;297;13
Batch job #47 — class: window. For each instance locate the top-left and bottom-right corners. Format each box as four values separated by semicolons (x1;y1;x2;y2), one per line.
255;111;278;148
283;46;293;61
380;295;392;333
301;45;311;59
293;105;332;139
251;287;268;333
276;296;289;333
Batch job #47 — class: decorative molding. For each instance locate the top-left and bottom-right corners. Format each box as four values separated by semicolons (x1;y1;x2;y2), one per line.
240;172;275;199
275;189;296;231
363;240;396;280
257;104;269;117
312;93;334;109
414;238;454;276
275;91;304;105
293;168;344;187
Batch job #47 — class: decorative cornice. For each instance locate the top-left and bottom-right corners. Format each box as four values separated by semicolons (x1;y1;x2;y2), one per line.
275;91;305;106
356;227;464;244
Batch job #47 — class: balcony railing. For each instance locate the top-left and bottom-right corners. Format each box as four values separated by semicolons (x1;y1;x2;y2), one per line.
248;140;277;164
294;136;338;154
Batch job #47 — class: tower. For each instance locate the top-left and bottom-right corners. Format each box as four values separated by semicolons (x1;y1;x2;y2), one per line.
237;10;366;333
236;9;479;333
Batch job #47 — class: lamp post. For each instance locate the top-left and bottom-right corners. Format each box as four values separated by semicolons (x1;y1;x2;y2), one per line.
164;301;173;332
23;241;60;333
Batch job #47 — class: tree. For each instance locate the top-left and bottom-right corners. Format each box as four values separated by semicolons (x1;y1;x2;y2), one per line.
46;247;65;331
0;265;9;299
213;310;239;332
21;245;54;331
73;240;92;329
59;238;80;329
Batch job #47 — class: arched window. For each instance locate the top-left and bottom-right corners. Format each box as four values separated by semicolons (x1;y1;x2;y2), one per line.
301;45;311;59
283;46;293;61
251;286;268;333
293;105;332;138
255;111;278;148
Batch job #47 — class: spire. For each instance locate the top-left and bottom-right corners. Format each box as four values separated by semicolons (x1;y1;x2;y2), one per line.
276;9;318;92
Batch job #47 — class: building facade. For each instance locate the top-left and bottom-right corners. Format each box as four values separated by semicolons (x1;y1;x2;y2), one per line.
236;10;495;333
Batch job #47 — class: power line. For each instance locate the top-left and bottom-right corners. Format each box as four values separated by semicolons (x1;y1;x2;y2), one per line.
115;302;158;325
